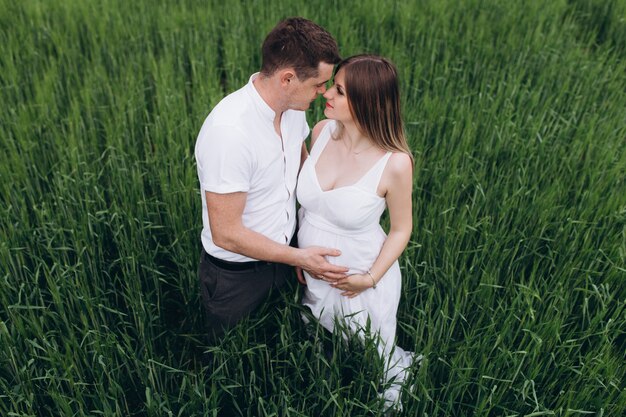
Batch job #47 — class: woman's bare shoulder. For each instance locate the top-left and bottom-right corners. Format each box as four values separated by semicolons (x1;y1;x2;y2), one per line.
386;152;414;178
379;151;413;197
311;119;333;147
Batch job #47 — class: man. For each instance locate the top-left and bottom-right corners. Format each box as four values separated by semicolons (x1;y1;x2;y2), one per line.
195;17;348;336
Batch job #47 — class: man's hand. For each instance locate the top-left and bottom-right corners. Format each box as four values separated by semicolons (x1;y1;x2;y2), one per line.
297;246;348;282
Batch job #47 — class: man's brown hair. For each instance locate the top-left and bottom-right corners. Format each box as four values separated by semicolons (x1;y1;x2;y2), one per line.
261;17;340;80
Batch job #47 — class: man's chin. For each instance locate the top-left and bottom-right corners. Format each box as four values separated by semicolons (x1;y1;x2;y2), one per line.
287;100;314;111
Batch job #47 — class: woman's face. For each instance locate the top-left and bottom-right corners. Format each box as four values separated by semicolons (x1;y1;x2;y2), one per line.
322;69;352;122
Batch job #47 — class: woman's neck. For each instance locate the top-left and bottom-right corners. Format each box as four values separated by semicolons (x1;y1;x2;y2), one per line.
340;121;373;154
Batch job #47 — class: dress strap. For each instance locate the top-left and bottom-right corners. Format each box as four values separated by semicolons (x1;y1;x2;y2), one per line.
308;120;334;162
360;152;393;192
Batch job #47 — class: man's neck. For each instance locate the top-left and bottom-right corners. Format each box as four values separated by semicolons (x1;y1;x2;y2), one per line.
253;74;284;136
252;74;285;116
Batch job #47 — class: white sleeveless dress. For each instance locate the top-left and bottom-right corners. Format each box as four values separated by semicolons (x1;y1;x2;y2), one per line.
297;120;415;402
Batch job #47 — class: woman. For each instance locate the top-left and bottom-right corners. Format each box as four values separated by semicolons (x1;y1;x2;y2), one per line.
296;54;418;410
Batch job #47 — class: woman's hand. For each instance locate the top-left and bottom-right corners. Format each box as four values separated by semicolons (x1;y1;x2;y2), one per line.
331;273;374;298
295;267;307;285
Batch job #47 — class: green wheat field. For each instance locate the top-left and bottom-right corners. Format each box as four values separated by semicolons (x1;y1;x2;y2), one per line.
1;0;625;416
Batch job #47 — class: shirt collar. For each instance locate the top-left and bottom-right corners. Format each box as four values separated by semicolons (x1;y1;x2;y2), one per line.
246;73;276;121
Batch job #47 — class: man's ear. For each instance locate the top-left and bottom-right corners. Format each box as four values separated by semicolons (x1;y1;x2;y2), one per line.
279;68;296;87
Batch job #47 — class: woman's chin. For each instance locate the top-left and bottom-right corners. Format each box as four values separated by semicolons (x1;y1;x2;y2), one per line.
323;110;337;120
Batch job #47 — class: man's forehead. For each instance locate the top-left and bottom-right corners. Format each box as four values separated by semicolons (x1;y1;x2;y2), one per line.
318;62;335;74
314;62;335;81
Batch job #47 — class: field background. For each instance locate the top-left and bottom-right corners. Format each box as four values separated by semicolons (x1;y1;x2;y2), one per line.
1;0;625;416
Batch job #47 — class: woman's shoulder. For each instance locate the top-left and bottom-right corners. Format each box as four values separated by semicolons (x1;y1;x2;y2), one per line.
386;151;413;176
379;151;413;197
311;119;334;146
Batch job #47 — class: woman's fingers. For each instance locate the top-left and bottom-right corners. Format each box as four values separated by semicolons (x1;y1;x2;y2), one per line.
323;272;346;281
295;267;307;285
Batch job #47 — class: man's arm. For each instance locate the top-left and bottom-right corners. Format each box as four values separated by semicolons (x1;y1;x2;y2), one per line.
206;191;348;279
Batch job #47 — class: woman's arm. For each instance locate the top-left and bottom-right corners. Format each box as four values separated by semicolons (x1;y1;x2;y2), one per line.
332;152;414;297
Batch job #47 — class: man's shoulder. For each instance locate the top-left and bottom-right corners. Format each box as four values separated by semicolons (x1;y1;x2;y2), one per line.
196;88;252;153
207;85;253;124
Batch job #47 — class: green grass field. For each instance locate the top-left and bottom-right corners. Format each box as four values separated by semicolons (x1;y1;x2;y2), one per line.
1;0;625;415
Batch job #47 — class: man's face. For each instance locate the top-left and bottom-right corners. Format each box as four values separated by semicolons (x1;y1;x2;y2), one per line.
286;62;335;111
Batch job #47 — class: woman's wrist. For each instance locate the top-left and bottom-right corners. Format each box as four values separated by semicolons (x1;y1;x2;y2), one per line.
366;270;377;289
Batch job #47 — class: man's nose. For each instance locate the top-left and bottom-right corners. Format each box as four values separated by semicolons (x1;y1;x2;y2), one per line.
318;85;327;94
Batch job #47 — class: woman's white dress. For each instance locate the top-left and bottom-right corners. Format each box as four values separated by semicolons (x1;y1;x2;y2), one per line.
297;120;415;402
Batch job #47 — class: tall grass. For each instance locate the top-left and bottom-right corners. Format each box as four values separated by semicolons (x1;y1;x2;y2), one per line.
1;0;624;415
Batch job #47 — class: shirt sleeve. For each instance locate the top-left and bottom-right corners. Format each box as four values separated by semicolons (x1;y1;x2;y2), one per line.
195;124;253;194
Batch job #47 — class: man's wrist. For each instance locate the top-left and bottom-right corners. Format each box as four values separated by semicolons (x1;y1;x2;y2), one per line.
285;246;305;268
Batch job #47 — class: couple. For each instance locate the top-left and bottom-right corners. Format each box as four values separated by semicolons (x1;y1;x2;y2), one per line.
195;17;416;409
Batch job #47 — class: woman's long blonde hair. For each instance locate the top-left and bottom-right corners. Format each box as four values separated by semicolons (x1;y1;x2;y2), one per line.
332;54;413;163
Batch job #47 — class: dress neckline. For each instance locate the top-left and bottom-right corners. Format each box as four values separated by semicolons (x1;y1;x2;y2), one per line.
312;123;391;196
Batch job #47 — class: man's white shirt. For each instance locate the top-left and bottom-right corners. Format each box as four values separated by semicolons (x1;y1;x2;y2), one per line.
195;73;309;262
